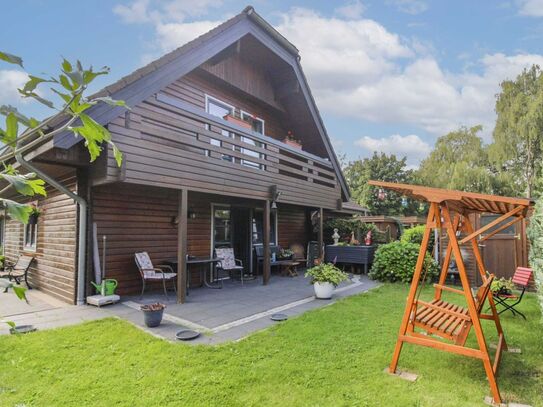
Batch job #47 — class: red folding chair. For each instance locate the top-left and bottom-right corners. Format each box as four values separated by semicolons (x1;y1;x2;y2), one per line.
493;267;532;320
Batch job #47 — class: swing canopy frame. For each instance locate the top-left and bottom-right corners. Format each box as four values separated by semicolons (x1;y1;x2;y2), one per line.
369;180;533;405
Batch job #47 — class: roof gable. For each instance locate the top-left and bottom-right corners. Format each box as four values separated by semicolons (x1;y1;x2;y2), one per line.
54;6;349;199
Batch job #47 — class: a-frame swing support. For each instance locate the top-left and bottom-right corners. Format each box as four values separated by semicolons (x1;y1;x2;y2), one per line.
369;181;532;405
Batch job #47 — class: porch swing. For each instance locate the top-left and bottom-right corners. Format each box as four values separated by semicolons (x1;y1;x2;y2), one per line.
369;181;533;405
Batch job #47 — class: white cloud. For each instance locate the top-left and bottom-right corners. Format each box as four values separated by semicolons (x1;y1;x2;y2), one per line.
388;0;428;15
335;1;365;19
275;8;543;139
113;0;151;23
0;70;28;106
355;134;431;166
154;20;222;53
517;0;543;16
114;0;222;24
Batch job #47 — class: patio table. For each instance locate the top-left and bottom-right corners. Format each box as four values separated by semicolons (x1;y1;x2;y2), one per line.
163;257;223;293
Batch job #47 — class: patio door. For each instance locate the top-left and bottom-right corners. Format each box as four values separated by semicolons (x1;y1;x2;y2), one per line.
231;207;252;274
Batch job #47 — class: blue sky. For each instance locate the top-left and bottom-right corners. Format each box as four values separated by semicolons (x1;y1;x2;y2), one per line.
2;0;543;167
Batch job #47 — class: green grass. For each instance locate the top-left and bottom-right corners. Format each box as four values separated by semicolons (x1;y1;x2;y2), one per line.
1;284;542;406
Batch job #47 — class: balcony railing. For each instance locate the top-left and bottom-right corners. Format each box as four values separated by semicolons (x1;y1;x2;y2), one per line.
129;93;338;190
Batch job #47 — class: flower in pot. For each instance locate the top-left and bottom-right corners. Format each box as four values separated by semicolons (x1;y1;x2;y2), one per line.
491;277;514;296
283;131;302;149
140;302;166;327
305;262;349;299
28;205;41;225
278;248;294;260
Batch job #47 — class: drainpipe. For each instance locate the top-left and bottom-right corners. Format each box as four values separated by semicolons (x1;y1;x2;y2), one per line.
15;153;88;305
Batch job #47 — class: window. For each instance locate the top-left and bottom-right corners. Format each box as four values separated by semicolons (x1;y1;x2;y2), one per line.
240;136;264;169
205;95;234;162
24;223;38;251
241;111;265;135
252;209;277;245
213;206;231;247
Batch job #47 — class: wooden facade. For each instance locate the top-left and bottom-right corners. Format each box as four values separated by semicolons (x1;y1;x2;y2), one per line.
2;8;351;303
3;170;78;303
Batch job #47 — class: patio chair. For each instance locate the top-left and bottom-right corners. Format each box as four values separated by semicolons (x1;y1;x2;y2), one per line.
215;247;245;284
135;252;177;299
493;267;532;320
0;255;35;289
289;243;307;266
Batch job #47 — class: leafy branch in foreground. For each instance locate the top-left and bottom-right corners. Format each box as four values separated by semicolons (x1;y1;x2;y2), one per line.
0;51;127;223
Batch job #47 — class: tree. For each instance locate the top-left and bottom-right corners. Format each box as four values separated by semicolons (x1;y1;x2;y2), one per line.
489;65;543;198
527;194;543;317
0;50;125;323
343;152;421;215
417;126;515;195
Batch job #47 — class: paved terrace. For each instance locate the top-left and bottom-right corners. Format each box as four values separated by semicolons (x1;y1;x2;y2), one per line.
1;273;379;344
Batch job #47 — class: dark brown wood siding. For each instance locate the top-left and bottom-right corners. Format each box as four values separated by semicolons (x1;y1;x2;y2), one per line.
3;172;78;304
278;204;308;249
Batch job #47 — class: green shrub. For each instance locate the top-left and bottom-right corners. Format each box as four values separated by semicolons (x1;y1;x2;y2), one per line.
400;225;434;253
369;241;439;283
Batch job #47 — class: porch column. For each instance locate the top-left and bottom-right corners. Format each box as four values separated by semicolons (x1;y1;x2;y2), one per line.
177;189;188;303
263;199;271;285
318;207;324;258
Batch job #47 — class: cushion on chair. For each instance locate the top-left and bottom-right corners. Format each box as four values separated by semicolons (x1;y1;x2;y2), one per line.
145;272;177;280
215;248;238;270
135;252;156;278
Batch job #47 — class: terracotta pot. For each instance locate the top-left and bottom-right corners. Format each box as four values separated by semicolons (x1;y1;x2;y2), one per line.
283;138;302;150
223;115;252;130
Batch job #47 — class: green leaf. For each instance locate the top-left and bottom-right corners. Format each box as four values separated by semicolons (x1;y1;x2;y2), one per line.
94;96;130;109
12;285;27;301
110;141;123;167
59;74;73;91
62;58;72;72
5;112;18;145
65;71;84;87
0;50;23;67
83;67;109;85
80;113;111;142
5;321;16;329
2;199;33;223
1;172;46;196
51;88;72;104
21;75;50;93
19;91;55;109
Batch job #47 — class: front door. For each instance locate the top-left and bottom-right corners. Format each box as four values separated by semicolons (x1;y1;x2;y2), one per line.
231;207;252;274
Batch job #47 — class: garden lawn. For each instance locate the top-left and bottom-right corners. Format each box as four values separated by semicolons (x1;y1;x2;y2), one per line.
1;284;542;406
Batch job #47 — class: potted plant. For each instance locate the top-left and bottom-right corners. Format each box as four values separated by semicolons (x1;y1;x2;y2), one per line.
140;302;166;327
491;277;514;296
305;262;349;299
223;112;252;130
278;248;294;260
283;131;302;150
28;205;41;225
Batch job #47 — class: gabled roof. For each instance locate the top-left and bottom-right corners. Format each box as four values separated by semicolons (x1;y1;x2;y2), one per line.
53;6;350;200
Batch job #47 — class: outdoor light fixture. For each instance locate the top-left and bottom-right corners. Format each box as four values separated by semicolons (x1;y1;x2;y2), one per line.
270;185;282;210
188;208;197;219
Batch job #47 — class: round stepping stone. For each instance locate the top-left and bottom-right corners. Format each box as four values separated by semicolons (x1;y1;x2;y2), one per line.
175;329;200;341
270;313;288;321
10;325;36;335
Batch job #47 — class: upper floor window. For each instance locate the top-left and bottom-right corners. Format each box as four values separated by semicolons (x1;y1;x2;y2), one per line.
206;95;234;119
241;111;265;135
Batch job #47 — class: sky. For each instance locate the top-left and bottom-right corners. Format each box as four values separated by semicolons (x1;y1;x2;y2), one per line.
2;0;543;168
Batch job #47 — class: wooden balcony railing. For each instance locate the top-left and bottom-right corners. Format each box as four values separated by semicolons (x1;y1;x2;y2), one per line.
127;92;338;190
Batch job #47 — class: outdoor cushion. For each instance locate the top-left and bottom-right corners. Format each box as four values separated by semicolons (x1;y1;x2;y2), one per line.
215;248;239;270
135;252;157;277
144;273;176;280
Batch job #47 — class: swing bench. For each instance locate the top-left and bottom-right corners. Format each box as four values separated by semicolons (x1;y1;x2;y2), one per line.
369;181;533;405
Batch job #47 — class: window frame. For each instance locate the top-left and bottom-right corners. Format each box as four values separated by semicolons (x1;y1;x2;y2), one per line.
23;222;38;252
240;110;265;135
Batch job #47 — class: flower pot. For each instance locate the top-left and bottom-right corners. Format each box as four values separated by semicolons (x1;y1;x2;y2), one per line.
283;138;302;150
142;308;164;328
223;114;252;130
313;282;335;299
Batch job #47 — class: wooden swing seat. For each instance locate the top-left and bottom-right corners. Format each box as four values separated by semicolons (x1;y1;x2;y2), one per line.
412;275;494;345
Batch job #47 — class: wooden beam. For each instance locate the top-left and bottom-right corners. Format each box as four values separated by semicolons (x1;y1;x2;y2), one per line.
318;207;324;258
263;200;271;285
177;189;188;303
479;216;523;242
459;205;525;244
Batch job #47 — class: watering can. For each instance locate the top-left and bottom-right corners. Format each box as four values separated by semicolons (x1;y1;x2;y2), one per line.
91;279;118;296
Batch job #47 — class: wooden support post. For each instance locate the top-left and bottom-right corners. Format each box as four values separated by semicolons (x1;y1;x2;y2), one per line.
177;189;188;303
389;203;436;373
435;213;460;300
318;207;324;258
263;200;271;285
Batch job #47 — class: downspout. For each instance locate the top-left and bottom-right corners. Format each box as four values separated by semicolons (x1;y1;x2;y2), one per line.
15;153;88;305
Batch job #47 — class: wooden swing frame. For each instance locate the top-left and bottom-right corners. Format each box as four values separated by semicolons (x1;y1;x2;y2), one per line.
369;181;533;404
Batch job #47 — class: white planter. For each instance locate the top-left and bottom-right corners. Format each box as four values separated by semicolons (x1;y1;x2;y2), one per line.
313;282;335;299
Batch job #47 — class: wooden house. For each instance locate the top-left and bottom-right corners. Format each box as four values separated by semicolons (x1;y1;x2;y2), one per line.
1;7;362;304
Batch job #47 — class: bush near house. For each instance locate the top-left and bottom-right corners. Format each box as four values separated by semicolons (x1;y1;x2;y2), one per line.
527;195;543;315
369;241;439;283
400;225;434;254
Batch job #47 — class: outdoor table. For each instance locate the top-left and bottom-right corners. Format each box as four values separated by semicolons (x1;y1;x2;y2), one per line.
269;259;300;277
163;257;223;293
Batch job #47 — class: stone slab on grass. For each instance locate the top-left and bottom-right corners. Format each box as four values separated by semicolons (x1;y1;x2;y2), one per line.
384;367;418;382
